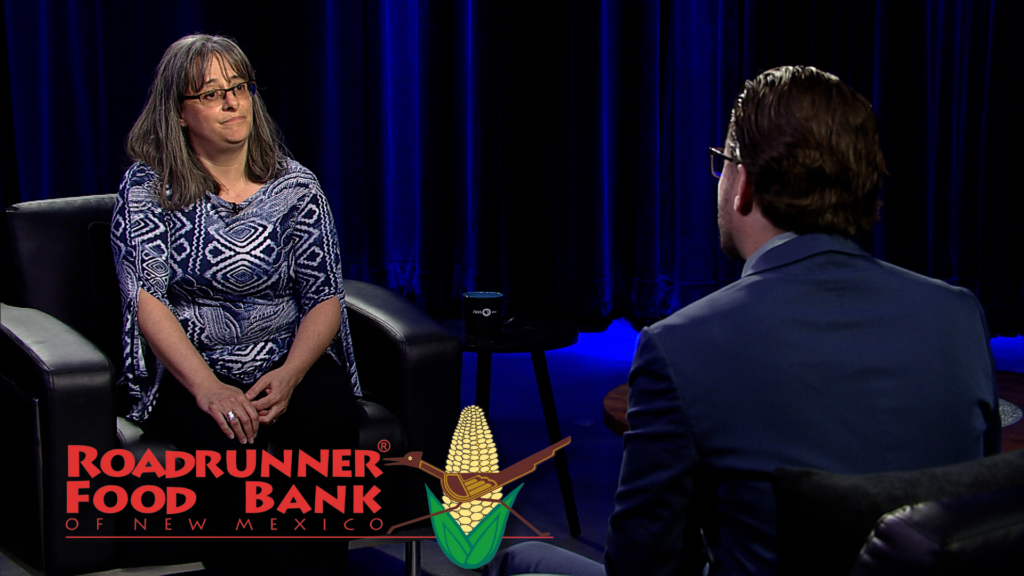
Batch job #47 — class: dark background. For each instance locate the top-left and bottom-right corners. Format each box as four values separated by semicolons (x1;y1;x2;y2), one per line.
3;0;1021;334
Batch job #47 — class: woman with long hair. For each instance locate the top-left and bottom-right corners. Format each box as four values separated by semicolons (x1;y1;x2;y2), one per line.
113;34;358;574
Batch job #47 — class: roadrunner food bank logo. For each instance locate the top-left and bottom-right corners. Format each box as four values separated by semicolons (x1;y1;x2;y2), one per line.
385;405;570;569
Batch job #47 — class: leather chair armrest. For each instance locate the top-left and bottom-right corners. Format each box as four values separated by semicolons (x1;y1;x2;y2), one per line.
851;485;1024;575
0;303;114;397
358;399;408;454
0;303;118;574
343;281;462;468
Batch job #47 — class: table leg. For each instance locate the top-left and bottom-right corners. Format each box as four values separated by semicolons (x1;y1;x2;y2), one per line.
404;541;421;576
476;351;493;415
530;351;581;538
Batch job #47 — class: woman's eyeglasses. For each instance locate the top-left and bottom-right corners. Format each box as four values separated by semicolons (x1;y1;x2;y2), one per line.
180;82;256;106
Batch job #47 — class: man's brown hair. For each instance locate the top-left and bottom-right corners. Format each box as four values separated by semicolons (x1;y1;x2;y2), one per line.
727;66;886;237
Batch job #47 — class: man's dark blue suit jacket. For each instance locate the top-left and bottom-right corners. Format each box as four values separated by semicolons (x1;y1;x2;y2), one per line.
606;233;1000;575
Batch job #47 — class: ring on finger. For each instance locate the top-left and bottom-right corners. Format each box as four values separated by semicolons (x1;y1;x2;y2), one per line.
226;411;237;422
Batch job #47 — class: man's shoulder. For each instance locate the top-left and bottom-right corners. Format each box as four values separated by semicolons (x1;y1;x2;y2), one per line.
872;259;986;330
875;258;975;297
646;247;982;345
659;274;763;323
757;234;973;294
643;279;755;346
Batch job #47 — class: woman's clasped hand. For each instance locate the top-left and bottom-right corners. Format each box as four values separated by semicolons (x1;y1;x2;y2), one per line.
194;378;261;443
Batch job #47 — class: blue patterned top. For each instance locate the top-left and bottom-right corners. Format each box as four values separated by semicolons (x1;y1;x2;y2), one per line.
112;159;361;422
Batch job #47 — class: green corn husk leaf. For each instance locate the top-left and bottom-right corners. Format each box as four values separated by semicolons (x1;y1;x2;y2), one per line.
426;483;524;569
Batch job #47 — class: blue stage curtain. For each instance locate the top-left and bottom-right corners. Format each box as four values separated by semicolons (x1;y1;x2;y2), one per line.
2;1;1021;333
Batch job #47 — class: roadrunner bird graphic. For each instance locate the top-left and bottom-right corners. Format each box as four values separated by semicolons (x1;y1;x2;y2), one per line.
385;405;570;536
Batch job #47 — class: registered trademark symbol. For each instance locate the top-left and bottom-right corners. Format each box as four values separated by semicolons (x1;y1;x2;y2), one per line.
378;439;391;452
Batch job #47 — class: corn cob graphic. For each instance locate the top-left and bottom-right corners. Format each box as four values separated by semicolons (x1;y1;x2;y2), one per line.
384;405;571;543
443;405;503;533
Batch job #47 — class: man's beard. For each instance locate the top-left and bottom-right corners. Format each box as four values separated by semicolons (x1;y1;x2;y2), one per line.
718;202;742;260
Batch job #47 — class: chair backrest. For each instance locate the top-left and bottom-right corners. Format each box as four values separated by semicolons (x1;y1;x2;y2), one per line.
772;450;1024;576
5;194;122;365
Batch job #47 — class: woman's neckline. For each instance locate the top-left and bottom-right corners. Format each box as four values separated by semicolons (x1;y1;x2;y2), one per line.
207;181;268;213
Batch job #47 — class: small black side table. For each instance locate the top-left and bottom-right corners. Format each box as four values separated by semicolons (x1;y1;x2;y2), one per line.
443;317;582;538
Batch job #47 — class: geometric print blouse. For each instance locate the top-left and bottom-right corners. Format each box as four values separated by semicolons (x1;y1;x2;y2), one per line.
111;159;361;422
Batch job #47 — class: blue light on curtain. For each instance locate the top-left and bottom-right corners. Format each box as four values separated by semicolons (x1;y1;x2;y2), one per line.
3;0;1021;333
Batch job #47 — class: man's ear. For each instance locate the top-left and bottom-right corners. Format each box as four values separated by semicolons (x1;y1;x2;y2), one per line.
733;164;755;216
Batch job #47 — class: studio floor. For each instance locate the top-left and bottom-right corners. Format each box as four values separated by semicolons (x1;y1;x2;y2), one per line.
2;323;1021;576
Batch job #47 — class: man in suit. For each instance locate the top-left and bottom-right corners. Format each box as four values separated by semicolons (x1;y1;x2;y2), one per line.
485;66;1000;576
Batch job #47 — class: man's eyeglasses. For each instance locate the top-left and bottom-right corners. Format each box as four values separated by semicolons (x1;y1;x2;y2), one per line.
709;147;741;178
180;82;256;106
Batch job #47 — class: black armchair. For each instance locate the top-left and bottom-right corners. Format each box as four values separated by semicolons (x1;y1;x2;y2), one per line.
851;484;1024;575
772;450;1024;576
1;194;462;575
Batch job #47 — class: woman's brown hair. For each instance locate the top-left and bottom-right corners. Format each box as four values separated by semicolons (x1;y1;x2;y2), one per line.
126;34;287;210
